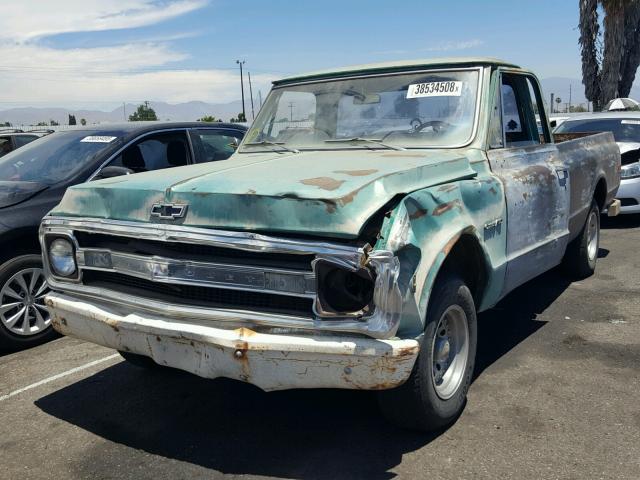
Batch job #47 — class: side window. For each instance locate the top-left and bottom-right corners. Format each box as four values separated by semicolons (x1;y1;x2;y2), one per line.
109;131;190;173
526;77;551;143
501;74;540;147
0;137;11;157
14;135;38;148
191;129;242;163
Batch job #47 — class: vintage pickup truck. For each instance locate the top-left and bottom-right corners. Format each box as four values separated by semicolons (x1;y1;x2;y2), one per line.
41;58;620;431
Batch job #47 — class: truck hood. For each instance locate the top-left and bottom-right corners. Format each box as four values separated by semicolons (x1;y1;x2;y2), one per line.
52;149;477;238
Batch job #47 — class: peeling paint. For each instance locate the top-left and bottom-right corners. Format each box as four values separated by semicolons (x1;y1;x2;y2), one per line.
334;169;379;176
300;177;345;191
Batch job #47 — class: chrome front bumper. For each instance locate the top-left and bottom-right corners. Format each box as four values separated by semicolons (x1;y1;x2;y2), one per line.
46;292;419;391
616;176;640;214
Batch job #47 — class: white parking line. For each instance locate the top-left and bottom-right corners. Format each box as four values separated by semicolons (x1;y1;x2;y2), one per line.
0;353;120;402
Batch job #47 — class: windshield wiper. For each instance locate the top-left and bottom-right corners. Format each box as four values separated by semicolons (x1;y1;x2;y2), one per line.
243;140;299;154
324;137;405;151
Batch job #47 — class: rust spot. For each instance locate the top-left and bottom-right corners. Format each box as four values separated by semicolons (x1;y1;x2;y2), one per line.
235;327;257;337
489;187;497;195
333;169;378;176
522;192;529;200
189;340;195;347
105;318;119;332
246;189;256;194
300;177;345;191
437;184;457;193
409;208;428;220
432;200;462;217
338;190;357;207
396;346;419;357
156;336;161;342
324;201;337;214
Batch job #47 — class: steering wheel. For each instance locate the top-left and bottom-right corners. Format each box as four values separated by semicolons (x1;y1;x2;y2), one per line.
413;120;453;133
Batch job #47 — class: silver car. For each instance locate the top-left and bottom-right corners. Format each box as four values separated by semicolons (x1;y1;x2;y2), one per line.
555;112;640;214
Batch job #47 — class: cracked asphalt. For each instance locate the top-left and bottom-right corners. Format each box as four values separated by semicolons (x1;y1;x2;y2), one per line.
0;215;638;480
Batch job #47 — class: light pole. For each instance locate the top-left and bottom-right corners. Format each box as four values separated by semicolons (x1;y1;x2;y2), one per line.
236;60;246;121
248;71;255;121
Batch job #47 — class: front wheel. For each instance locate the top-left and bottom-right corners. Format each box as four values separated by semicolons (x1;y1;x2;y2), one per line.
0;254;57;350
562;199;600;279
378;274;477;431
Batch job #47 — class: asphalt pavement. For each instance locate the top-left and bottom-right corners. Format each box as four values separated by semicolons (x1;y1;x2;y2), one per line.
1;215;639;480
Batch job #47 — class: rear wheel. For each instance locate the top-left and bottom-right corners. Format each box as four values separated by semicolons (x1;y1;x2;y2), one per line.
563;199;600;279
0;255;56;350
378;274;477;431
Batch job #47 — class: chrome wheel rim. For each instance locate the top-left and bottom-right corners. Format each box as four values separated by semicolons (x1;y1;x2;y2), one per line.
586;210;599;262
431;305;469;400
0;268;50;336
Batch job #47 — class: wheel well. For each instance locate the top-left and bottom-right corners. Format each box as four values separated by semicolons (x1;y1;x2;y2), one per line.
0;229;41;265
594;178;607;212
437;233;488;306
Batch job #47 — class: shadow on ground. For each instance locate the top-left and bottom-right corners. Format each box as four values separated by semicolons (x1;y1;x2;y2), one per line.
601;213;640;230
35;269;573;479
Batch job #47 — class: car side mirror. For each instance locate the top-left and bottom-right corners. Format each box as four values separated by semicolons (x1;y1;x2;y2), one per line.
93;165;134;180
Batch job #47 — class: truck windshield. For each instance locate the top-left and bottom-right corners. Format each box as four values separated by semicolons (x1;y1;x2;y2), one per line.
555;118;640;143
0;130;124;184
241;69;480;151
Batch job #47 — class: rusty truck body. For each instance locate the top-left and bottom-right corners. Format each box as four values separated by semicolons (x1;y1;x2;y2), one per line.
41;58;620;431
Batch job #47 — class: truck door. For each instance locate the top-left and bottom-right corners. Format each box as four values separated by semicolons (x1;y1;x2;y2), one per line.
486;71;570;295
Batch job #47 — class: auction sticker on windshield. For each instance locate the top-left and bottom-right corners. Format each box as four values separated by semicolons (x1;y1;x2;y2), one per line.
80;136;117;143
407;81;462;98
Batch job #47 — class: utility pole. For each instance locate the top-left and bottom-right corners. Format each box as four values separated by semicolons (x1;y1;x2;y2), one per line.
569;84;572;112
248;71;255;121
550;93;554;114
288;102;294;122
236;60;246;121
123;102;126;121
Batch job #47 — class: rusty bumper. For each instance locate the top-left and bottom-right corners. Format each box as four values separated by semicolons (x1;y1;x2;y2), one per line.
45;292;419;391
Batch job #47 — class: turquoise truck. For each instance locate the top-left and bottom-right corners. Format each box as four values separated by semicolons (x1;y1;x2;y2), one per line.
40;58;620;431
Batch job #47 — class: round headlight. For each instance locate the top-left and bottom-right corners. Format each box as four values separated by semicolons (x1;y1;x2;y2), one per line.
49;238;76;277
317;263;375;314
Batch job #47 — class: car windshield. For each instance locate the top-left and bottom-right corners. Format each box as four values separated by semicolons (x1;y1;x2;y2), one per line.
240;69;480;151
0;130;125;183
555;118;640;143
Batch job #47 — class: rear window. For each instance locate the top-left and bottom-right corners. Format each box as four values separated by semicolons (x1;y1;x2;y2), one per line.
555;118;640;143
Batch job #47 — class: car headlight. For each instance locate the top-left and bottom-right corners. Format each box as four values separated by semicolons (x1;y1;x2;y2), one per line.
315;261;375;315
48;238;77;277
621;161;640;179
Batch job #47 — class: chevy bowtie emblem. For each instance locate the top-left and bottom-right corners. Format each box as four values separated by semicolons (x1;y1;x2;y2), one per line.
150;203;188;220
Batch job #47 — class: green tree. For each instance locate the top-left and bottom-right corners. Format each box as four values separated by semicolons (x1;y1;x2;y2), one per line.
49;119;59;126
198;115;218;122
2;122;11;127
80;118;87;126
68;114;77;125
129;101;158;121
579;0;640;110
36;121;48;126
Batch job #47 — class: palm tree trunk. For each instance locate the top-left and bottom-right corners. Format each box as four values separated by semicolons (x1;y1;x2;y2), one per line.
579;0;601;109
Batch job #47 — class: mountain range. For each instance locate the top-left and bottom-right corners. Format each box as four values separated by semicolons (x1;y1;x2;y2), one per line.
2;78;640;126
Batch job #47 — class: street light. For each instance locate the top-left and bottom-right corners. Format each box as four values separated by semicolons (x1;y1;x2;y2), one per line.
236;60;246;122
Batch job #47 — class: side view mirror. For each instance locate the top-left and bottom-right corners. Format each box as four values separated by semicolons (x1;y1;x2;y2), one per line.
93;165;134;180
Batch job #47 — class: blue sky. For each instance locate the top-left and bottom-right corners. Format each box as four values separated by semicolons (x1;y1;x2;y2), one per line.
0;0;585;109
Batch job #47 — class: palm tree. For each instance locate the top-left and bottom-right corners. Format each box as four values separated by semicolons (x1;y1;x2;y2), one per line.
579;0;640;110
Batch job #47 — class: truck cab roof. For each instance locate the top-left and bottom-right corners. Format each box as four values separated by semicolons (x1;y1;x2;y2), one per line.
274;57;521;85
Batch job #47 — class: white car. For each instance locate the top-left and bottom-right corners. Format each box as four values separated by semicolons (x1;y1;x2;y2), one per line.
555;112;640;214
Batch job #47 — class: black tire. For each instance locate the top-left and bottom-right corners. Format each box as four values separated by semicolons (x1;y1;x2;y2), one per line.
378;273;477;431
0;254;58;350
562;199;600;279
119;351;162;369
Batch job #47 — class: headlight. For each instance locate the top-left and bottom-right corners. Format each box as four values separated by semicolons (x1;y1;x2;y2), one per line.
621;162;640;179
316;261;375;315
49;238;77;277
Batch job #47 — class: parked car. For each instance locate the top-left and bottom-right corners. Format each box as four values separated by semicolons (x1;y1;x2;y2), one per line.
0;122;246;349
0;129;52;158
41;58;620;431
554;112;640;214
